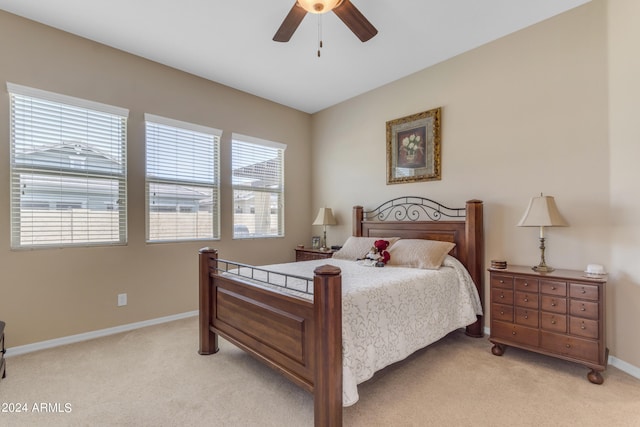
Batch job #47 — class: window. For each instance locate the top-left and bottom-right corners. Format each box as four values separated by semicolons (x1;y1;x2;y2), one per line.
145;114;221;242
8;83;128;249
232;133;285;238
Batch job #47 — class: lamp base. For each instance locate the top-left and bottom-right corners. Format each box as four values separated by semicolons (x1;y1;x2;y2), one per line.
532;265;555;273
532;236;554;273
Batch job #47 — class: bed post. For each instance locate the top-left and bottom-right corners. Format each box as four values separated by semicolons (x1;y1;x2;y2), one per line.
464;200;484;337
313;265;342;427
353;206;363;237
198;247;219;355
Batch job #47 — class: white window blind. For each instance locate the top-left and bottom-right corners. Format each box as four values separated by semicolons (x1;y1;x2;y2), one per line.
8;83;128;249
232;133;285;239
145;114;221;242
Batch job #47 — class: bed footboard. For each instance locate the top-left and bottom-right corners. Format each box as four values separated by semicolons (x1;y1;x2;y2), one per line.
199;248;343;427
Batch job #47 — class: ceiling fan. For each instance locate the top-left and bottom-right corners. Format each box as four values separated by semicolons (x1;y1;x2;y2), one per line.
273;0;378;43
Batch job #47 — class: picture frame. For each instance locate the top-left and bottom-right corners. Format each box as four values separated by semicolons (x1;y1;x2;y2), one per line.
386;107;441;184
311;236;321;250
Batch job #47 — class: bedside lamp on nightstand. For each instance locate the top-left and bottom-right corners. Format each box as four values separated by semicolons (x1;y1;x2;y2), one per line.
517;193;568;272
313;207;337;251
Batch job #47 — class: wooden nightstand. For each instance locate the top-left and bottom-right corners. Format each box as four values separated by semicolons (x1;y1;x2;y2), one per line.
488;265;607;384
295;248;335;262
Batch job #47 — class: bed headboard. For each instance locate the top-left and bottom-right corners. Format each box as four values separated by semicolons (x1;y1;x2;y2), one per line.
352;196;484;337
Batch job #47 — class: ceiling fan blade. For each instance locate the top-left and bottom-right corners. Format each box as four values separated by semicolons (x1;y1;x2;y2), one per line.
333;0;378;42
273;2;307;42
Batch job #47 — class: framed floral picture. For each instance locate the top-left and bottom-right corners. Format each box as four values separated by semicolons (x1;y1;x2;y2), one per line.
386;107;441;184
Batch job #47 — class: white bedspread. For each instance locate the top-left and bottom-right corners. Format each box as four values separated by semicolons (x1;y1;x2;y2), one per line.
232;255;482;406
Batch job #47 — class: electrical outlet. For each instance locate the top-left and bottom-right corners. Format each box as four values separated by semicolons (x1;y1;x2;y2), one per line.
117;293;127;307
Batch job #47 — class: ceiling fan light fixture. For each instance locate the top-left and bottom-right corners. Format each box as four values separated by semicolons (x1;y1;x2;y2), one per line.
297;0;342;14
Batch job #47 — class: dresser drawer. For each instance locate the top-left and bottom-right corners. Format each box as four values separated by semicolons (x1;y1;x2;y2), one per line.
492;303;514;322
491;321;539;347
541;312;567;333
492;288;513;305
570;317;599;339
295;250;334;261
515;308;538;328
515;291;538;309
570;283;599;301
515;277;539;292
541;295;567;314
569;300;599;320
296;252;314;261
540;280;567;296
491;274;514;289
540;331;600;364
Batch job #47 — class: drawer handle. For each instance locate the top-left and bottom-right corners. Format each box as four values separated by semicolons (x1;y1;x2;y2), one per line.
581;289;586;294
500;294;504;299
581;307;586;311
566;344;571;348
524;282;529;287
581;324;586;330
500;311;505;315
524;315;529;319
551;302;556;306
551;320;556;325
551;286;556;290
499;280;504;284
524;297;529;302
512;331;516;335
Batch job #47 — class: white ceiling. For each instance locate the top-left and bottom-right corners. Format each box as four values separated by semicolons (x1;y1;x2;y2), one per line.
0;0;590;114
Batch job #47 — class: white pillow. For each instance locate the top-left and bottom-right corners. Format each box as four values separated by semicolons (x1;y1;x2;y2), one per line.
332;236;399;260
387;239;456;269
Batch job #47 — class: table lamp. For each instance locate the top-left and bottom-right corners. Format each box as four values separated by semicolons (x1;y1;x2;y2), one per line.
312;207;336;251
517;194;568;272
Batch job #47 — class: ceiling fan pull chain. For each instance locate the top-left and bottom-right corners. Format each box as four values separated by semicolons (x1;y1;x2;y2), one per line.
317;14;323;57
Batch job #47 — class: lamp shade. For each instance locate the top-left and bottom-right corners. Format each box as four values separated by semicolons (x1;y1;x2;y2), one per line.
517;195;568;227
313;208;337;226
297;0;342;14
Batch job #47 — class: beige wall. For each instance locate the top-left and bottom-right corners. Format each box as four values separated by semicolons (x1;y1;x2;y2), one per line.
0;11;312;346
607;0;640;370
312;0;640;369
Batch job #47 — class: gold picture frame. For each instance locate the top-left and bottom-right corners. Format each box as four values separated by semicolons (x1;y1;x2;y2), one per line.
386;107;441;184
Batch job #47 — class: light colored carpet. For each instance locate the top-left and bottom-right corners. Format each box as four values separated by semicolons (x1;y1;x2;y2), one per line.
2;317;639;426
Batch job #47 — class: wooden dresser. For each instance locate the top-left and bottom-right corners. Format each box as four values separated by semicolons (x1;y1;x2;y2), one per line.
489;265;607;384
0;321;5;380
295;248;335;262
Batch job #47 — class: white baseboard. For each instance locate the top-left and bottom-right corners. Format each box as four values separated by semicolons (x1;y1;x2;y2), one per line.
482;326;640;381
5;310;198;357
609;356;640;379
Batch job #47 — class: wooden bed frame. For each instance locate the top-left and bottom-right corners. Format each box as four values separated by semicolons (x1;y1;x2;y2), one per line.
199;197;484;427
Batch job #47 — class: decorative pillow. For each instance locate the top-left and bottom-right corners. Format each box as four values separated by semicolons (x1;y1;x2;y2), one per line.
333;236;400;260
387;239;456;269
